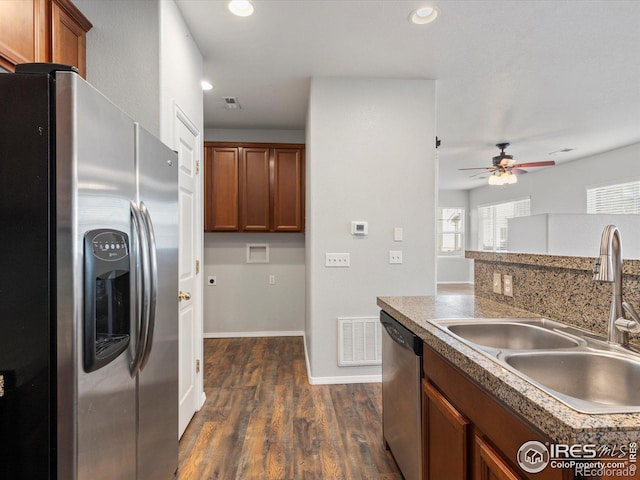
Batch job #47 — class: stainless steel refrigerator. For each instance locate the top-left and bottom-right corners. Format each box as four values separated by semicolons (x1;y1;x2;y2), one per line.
0;64;179;480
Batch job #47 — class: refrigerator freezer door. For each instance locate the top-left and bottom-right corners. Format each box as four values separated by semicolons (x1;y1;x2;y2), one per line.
135;124;179;479
55;72;137;480
0;72;53;480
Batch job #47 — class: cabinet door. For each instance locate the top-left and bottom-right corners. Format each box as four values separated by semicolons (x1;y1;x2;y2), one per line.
204;147;239;231
0;0;47;70
240;147;270;231
475;435;522;480
51;0;88;77
272;148;304;232
423;380;470;480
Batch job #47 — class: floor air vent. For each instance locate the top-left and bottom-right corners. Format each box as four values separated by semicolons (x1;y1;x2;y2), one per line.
338;317;382;366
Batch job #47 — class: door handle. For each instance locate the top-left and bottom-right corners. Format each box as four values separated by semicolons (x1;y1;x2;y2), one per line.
178;291;192;302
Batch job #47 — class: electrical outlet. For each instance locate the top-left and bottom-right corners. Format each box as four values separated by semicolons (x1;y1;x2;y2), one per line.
389;250;403;264
325;253;350;267
207;276;217;286
503;275;513;297
493;273;502;294
269;274;276;285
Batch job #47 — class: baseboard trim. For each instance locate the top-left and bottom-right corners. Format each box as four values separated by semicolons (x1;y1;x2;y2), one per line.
204;330;304;338
436;281;475;285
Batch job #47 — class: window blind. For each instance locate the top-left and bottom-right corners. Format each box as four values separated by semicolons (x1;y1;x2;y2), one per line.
478;199;530;251
437;207;464;255
587;181;640;214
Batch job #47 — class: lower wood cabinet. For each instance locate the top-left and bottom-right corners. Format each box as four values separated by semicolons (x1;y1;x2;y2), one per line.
423;380;470;479
422;345;572;480
204;142;305;232
475;435;522;480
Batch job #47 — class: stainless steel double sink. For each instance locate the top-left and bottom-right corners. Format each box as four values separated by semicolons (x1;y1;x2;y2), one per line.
433;317;640;414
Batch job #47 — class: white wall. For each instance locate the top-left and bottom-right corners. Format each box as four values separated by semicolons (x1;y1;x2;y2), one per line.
205;128;305;144
437;189;473;283
74;0;161;136
203;233;305;335
509;214;640;258
306;77;437;382
160;0;204;146
468;142;640;250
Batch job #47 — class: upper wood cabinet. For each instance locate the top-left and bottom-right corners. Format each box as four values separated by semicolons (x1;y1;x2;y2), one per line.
240;147;271;231
205;146;239;231
0;0;92;77
204;142;305;233
273;148;304;231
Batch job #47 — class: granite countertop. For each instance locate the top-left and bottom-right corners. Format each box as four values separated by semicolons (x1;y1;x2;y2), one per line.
466;250;640;275
377;295;640;445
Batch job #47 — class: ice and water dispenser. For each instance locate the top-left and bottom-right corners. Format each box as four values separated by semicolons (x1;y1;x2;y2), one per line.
83;229;131;372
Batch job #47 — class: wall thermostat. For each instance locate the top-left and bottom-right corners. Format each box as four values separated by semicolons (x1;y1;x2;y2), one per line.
351;221;368;236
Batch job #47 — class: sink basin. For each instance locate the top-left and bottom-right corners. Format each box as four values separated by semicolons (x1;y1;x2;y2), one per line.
502;351;640;413
443;321;581;350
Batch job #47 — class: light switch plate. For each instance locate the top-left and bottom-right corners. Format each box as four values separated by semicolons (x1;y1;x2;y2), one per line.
503;275;513;297
394;227;403;242
493;273;502;294
326;253;350;267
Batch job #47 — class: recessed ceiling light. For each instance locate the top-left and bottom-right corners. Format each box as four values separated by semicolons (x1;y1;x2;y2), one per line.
201;80;213;91
410;6;439;25
228;0;254;17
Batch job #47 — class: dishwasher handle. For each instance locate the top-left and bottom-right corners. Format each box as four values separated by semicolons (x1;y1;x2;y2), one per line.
380;311;423;356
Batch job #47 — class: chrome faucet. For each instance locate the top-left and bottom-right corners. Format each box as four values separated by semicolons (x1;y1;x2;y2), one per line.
592;225;626;345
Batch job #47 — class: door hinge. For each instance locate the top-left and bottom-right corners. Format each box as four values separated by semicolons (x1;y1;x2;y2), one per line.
196;160;200;174
196;260;200;274
196;359;200;374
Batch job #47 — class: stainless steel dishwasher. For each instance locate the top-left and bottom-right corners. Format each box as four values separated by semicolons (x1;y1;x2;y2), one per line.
381;311;423;480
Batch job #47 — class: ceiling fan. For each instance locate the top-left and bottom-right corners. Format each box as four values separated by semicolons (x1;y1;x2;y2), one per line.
459;143;556;185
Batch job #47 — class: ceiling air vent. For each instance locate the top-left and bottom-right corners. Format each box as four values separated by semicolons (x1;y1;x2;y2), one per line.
222;96;241;110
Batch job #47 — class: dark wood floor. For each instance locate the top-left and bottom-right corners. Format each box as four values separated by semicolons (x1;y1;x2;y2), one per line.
437;283;474;295
178;337;402;480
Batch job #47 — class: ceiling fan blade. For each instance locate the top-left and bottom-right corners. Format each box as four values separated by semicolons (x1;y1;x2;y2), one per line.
511;168;528;175
458;167;495;171
512;161;556;168
469;169;495;178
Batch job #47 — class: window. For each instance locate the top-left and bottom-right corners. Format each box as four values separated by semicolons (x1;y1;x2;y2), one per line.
587;180;640;214
437;207;464;256
478;198;530;252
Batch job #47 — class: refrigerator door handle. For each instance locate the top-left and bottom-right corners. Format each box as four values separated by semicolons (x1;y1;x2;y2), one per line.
139;201;158;370
130;200;150;377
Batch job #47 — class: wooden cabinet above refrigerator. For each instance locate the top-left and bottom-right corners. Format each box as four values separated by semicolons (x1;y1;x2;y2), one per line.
0;0;92;77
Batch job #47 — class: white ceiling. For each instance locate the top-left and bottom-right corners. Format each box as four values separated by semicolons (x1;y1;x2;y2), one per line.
175;0;640;190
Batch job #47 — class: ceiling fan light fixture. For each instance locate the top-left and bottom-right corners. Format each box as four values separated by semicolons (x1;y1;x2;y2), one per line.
228;0;254;17
410;6;439;24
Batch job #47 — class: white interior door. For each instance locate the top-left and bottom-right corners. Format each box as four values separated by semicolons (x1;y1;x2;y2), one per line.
174;106;202;438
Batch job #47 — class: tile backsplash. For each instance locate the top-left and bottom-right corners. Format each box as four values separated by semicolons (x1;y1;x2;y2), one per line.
467;251;640;341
